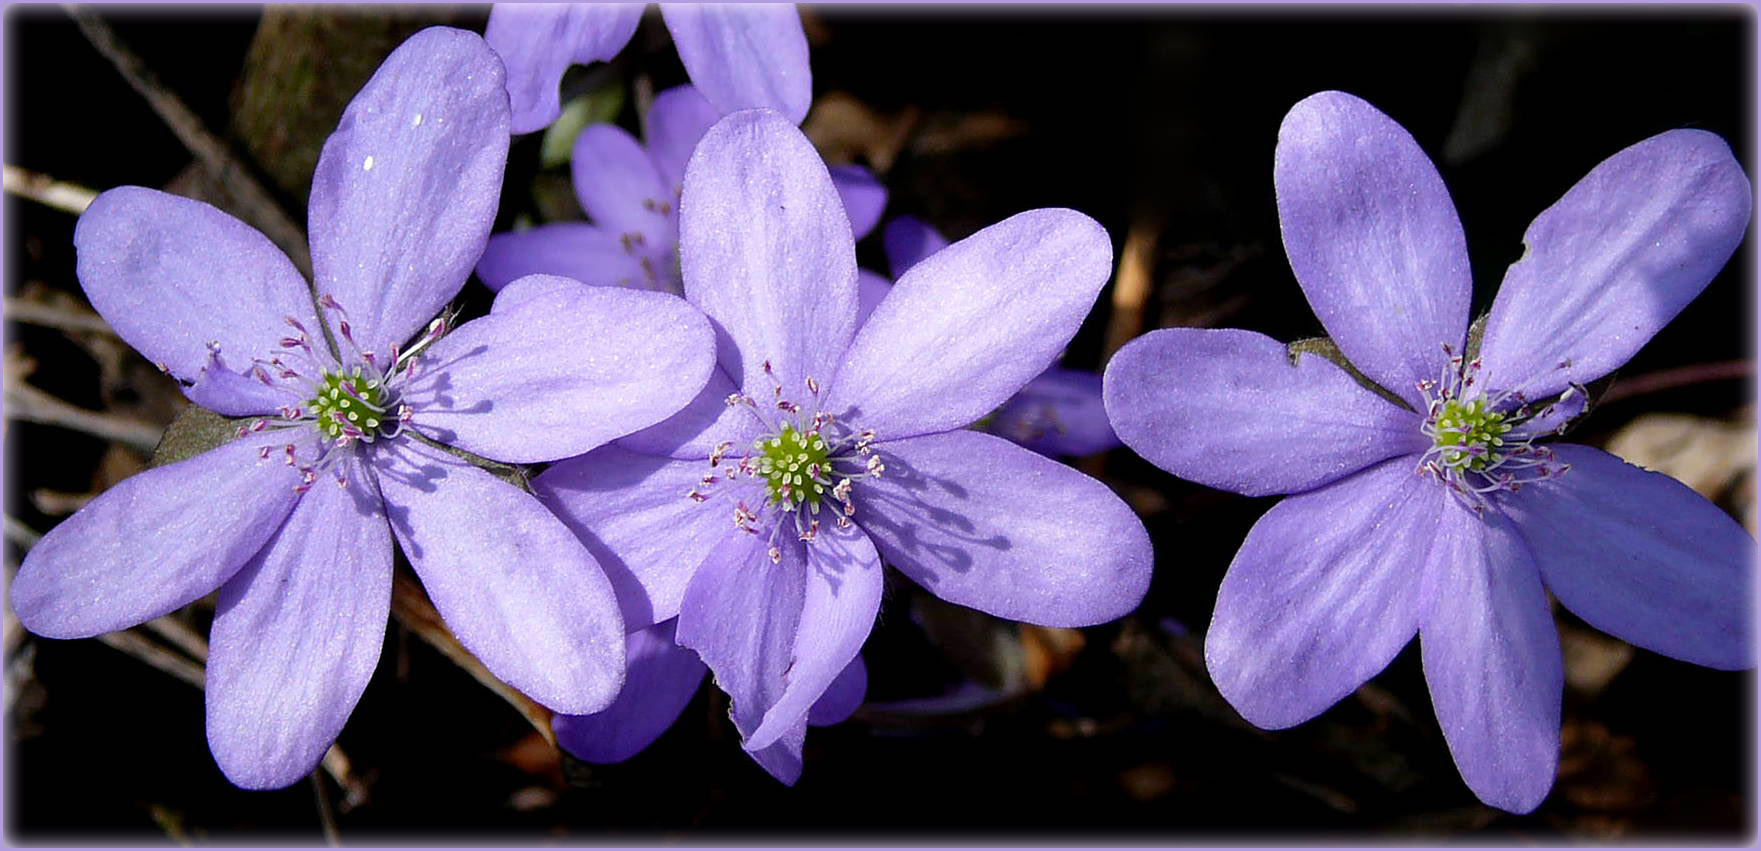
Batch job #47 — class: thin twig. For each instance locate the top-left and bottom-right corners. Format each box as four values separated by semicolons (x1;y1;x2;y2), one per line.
5;612;27;667
5;296;114;336
66;5;311;276
1272;771;1359;815
63;594;366;804
2;165;98;215
97;629;206;688
3;379;164;452
143;614;209;662
9;509;368;803
146;804;194;847
1599;360;1753;405
322;744;371;814
311;771;342;847
3;515;43;551
1104;219;1159;360
29;488;93;517
96;629;366;810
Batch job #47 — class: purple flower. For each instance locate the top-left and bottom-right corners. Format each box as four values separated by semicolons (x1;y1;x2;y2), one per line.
476;79;886;298
532;108;1154;783
486;3;811;135
9;28;716;790
1103;90;1754;812
479;4;884;299
875;215;1121;458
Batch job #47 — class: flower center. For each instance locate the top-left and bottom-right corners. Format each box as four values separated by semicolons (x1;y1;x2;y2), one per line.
230;296;454;494
757;424;831;509
307;367;392;440
685;362;887;561
1414;344;1570;513
1428;397;1510;472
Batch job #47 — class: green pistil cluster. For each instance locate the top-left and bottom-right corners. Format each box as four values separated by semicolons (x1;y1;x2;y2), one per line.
307;369;386;440
758;425;829;509
1433;398;1511;471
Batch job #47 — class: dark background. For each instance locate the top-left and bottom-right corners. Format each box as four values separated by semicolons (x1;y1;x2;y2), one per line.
5;4;1753;843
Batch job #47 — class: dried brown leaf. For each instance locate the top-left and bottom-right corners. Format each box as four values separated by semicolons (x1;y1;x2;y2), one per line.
1559;619;1636;699
390;573;556;744
802;91;919;172
1604;411;1757;504
1556;718;1656;814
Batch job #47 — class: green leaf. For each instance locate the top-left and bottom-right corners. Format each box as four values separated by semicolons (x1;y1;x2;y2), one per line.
407;432;534;493
1464;310;1489;361
1285;336;1413;412
539;78;627;170
1287;314;1612;437
149;406;534;493
149;405;243;469
232;8;464;203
